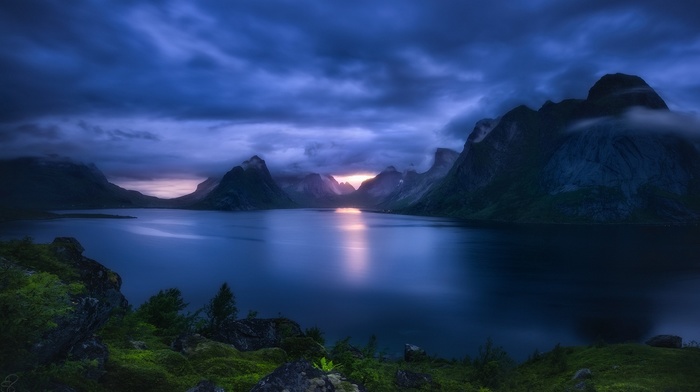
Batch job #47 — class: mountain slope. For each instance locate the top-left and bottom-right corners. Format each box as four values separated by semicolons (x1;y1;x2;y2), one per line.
279;173;355;207
0;157;162;210
190;156;296;211
378;148;459;210
410;73;700;223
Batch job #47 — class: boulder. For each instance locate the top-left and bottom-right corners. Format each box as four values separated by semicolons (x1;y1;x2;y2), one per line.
68;336;109;380
186;380;225;392
395;369;433;389
212;317;303;351
30;238;128;365
250;360;366;392
646;335;682;348
404;343;427;362
572;368;593;380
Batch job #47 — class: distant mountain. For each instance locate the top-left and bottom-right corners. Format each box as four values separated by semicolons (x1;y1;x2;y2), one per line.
348;166;404;207
378;148;459;210
410;73;700;223
190;156;296;211
279;173;355;207
0;157;162;211
167;176;221;207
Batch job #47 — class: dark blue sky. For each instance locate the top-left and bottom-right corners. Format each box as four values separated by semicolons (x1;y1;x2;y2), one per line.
1;0;699;195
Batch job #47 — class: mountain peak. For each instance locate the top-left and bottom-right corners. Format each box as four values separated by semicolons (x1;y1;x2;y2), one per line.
586;73;668;111
242;155;266;171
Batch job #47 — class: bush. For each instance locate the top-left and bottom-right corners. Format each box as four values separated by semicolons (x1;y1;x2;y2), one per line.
472;338;515;389
135;288;192;341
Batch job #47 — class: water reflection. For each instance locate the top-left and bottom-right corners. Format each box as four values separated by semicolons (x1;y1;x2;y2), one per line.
335;208;368;282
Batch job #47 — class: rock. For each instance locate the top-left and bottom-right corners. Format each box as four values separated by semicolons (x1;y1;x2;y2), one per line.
572;368;593;380
395;369;433;389
30;238;128;366
186;379;225;392
68;336;109;380
404;343;427;362
250;360;366;392
646;334;682;348
212;317;303;351
130;340;148;350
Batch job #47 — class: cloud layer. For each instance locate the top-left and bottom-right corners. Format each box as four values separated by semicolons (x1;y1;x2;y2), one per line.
1;0;699;194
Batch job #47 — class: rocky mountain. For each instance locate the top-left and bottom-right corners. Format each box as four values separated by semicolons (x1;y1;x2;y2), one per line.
410;73;700;223
348;165;404;207
378;148;459;210
191;155;296;211
167;176;221;207
0;156;163;211
279;173;355;207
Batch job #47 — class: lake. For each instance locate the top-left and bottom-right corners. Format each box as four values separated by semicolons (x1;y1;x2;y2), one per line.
1;208;699;361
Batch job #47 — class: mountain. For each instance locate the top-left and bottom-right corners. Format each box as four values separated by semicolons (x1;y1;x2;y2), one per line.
190;156;296;211
410;73;700;223
0;156;162;211
167;176;221;207
378;148;459;210
348;166;404;207
279;173;355;207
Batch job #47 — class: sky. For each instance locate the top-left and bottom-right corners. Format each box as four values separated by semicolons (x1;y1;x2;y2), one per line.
1;0;700;197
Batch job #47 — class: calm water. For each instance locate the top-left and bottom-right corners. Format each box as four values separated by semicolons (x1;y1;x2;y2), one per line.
2;208;699;361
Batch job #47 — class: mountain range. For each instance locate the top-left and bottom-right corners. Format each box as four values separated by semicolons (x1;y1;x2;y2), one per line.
1;73;698;223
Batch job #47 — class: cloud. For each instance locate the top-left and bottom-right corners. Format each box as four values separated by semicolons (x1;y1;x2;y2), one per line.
0;0;699;185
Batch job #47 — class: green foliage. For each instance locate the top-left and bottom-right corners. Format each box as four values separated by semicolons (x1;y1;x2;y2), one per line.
305;325;326;346
313;357;338;372
204;282;237;334
135;288;193;341
548;343;568;374
281;336;326;360
0;237;78;281
473;338;515;389
0;263;78;370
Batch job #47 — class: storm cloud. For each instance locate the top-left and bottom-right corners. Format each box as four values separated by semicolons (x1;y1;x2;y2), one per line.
1;0;699;195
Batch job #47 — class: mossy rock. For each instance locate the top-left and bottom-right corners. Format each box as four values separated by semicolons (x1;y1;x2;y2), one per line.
281;336;327;360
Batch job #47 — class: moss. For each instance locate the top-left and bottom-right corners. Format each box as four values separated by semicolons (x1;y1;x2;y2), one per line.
281;336;327;360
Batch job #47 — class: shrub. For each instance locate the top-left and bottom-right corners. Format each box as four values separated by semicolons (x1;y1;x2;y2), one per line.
134;288;192;341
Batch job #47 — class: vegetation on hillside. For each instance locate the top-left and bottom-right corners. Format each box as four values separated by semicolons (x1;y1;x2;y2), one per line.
2;238;700;391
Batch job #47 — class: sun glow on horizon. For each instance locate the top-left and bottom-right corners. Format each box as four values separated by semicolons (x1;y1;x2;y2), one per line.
111;178;205;198
333;173;376;189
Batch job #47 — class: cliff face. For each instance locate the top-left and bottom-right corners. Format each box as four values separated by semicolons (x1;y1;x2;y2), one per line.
411;73;700;223
191;156;296;211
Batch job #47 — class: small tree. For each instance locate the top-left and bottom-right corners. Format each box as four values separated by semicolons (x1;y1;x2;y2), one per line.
205;282;237;333
135;288;189;339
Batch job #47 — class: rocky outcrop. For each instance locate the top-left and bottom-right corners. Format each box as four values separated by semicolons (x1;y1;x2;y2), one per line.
646;335;682;348
211;317;303;351
31;238;128;365
395;369;433;389
68;336;109;380
404;344;427;362
191;156;297;211
411;73;700;223
251;360;366;392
